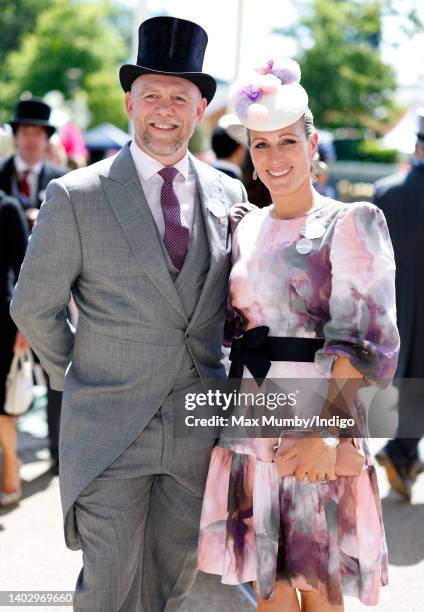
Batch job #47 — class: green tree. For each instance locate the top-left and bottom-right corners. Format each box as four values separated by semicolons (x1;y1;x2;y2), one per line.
0;0;130;129
84;69;129;130
275;0;418;130
0;0;49;65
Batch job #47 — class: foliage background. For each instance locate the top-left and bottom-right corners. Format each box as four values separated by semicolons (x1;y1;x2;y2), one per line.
0;0;421;143
0;0;131;129
275;0;421;133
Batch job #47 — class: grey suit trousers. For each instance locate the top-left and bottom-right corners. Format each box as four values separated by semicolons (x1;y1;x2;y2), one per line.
73;376;214;612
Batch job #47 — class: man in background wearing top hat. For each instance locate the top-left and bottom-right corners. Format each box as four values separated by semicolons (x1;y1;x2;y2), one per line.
0;97;68;217
0;97;68;476
11;16;248;611
374;110;424;501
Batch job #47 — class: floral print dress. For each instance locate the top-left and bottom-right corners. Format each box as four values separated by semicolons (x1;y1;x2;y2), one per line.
197;198;400;606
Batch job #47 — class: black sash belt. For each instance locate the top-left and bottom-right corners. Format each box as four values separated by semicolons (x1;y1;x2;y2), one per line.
228;326;325;386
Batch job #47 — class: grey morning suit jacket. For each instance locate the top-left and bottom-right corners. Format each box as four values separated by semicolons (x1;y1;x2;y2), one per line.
10;143;247;548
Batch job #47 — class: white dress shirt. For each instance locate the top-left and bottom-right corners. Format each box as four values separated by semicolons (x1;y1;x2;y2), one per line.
14;154;43;206
129;140;196;238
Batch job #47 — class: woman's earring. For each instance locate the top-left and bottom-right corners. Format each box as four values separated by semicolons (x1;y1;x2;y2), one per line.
252;169;258;180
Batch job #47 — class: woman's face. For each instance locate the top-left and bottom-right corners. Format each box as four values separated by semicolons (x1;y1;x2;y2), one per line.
249;118;317;200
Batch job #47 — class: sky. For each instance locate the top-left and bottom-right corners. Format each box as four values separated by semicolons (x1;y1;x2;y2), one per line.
123;0;424;92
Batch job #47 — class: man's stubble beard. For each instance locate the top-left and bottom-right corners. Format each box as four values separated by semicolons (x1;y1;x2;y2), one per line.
141;132;183;157
136;119;195;158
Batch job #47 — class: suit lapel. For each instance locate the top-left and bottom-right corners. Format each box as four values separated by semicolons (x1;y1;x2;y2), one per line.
101;144;188;322
188;156;229;328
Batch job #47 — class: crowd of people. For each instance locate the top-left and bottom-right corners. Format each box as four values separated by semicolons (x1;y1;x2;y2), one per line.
0;13;423;612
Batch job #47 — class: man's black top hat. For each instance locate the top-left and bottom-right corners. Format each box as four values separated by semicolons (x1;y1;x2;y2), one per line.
119;16;216;104
9;97;55;137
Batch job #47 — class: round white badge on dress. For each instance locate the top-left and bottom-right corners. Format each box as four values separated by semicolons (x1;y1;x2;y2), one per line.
296;237;313;255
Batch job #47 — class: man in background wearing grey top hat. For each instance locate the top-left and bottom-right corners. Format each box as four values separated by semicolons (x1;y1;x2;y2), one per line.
11;16;248;612
374;110;424;501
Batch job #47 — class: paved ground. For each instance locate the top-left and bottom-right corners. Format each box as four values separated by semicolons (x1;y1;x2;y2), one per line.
0;399;423;611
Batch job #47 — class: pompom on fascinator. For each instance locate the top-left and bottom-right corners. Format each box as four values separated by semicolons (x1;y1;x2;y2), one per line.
230;58;308;132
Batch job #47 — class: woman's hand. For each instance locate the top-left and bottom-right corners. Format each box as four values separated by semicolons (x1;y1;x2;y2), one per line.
229;203;256;234
278;437;337;483
13;331;30;353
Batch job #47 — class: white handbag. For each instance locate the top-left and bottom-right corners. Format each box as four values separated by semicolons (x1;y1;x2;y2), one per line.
4;349;35;416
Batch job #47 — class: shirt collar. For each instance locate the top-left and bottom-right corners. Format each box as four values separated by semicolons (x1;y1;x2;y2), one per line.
14;154;43;176
130;140;189;182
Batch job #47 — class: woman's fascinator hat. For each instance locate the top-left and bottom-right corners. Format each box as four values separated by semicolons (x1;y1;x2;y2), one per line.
230;58;308;132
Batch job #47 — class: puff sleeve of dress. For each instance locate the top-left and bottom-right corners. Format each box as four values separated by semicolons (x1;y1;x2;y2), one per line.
315;201;400;384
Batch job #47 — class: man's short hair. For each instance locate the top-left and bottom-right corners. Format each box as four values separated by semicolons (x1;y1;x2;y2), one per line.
211;127;240;159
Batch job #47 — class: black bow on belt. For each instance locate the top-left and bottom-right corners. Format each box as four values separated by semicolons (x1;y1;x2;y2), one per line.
228;325;271;386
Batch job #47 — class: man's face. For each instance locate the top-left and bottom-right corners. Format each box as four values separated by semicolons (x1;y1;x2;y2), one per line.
125;74;207;164
14;124;49;165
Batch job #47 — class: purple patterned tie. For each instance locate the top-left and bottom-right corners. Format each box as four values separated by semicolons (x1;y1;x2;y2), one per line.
158;167;190;270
